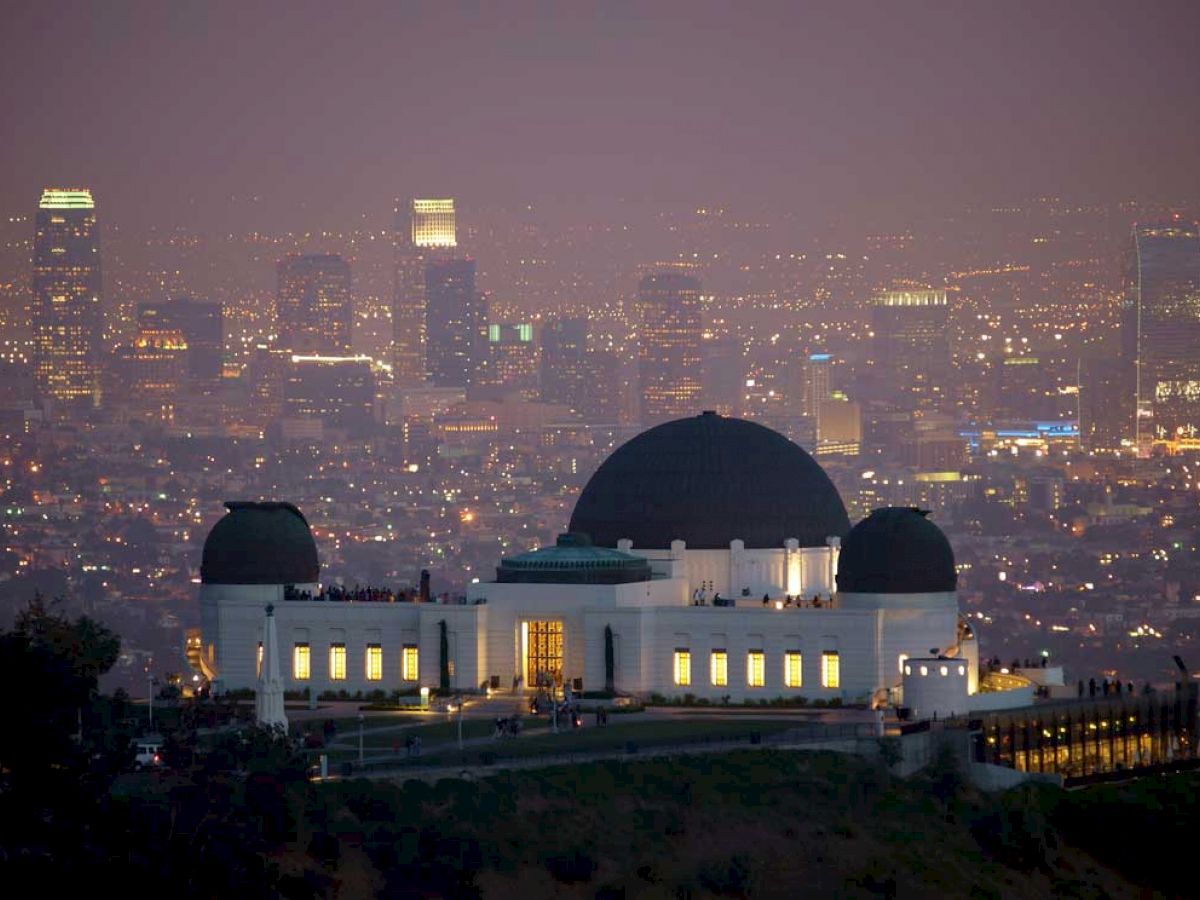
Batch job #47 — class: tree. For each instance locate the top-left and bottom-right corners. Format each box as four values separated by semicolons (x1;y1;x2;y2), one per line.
0;594;120;781
604;625;615;694
439;619;450;692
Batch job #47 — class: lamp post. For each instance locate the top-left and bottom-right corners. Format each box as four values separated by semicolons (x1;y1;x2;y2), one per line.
147;671;155;732
457;694;464;750
357;712;364;766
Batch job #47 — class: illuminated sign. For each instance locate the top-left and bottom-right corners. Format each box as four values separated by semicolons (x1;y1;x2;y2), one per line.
411;198;456;248
875;289;948;307
39;188;94;210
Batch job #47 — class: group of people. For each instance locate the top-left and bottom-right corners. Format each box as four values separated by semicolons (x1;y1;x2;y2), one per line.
690;588;830;608
762;593;830;609
283;584;478;604
284;584;408;603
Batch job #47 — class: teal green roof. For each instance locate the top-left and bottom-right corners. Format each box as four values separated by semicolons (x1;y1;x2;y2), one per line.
496;533;652;584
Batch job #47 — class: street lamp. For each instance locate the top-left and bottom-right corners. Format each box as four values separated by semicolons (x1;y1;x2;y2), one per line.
457;694;464;750
147;671;157;732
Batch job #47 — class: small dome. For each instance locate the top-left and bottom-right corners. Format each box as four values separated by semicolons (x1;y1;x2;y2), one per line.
496;533;652;584
837;507;956;594
569;412;850;549
201;501;320;585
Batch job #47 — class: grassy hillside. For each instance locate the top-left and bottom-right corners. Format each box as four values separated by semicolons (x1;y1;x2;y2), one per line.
281;749;1172;898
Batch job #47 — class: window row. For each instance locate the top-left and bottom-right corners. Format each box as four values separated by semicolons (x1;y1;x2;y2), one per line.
672;649;839;689
258;642;420;682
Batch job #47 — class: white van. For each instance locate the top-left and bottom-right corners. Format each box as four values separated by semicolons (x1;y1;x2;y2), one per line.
134;740;163;769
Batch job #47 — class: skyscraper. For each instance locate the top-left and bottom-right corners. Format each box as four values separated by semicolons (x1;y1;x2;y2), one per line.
540;318;589;407
804;353;832;419
393;199;457;387
637;271;703;423
1129;222;1200;446
33;188;102;407
481;323;539;399
136;297;223;394
410;199;457;249
871;289;950;410
425;258;484;389
284;355;376;435
276;254;352;355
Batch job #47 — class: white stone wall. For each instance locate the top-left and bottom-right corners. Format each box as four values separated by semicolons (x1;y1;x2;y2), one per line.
630;544;837;600
200;585;487;694
902;658;970;719
201;580;959;705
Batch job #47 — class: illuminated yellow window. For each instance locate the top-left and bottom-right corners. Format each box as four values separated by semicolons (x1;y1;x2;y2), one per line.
821;651;840;689
329;643;347;681
784;652;803;688
366;644;383;681
747;650;765;688
710;650;728;687
673;649;691;687
256;642;263;677
898;653;909;674
402;645;419;682
293;643;311;680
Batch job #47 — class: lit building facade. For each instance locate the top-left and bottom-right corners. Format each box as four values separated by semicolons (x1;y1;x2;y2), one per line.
410;199;457;249
482;323;539;399
1129;222;1200;448
391;199;457;387
426;258;485;390
276;254;353;356
637;271;703;423
137;297;223;394
871;289;950;410
201;414;978;705
33;188;102;408
284;355;377;434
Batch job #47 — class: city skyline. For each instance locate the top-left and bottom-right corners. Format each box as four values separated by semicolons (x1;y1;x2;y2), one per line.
1;2;1198;234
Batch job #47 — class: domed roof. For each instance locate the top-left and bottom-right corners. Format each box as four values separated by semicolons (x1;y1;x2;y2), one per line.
569;412;850;549
201;501;320;585
496;533;652;584
836;507;956;594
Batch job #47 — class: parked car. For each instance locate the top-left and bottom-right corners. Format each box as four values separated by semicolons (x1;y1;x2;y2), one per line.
134;739;163;769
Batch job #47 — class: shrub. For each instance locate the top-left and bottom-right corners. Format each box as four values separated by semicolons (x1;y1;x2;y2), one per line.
697;853;755;895
545;848;597;883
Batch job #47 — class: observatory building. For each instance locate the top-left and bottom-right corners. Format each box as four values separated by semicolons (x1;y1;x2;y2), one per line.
199;413;977;704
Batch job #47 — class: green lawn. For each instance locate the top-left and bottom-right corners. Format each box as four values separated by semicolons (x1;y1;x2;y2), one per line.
332;717;801;770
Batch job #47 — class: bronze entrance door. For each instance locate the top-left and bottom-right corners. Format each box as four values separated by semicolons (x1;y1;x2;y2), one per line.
523;620;564;689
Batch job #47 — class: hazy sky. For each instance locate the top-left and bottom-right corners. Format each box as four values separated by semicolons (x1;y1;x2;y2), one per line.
3;1;1198;230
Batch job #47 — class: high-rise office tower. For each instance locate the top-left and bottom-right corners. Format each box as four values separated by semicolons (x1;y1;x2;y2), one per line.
637;271;703;423
136;297;223;393
410;199;456;249
481;323;539;399
284;355;376;435
1078;356;1135;452
392;199;457;386
541;318;589;407
804;353;832;417
276;254;352;355
1128;222;1200;446
701;335;744;418
33;188;102;407
871;289;950;410
425;258;484;389
540;317;619;421
110;319;187;423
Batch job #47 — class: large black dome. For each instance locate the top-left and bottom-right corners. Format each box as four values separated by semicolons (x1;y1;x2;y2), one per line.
201;501;320;585
569;412;850;549
836;507;957;594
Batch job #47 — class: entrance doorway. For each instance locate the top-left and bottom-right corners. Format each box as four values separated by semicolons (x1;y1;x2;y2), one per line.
522;620;564;689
